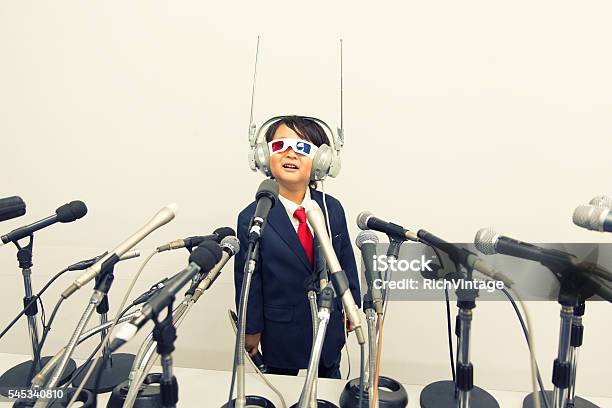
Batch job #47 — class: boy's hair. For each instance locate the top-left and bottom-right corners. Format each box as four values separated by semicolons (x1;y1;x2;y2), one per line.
264;116;330;147
264;116;330;189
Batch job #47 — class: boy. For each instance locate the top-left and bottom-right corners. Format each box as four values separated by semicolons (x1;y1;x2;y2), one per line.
234;116;361;378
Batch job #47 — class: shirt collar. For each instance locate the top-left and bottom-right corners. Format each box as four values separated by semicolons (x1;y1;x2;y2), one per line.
278;188;311;218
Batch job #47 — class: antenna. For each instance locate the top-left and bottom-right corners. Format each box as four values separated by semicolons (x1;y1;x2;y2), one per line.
337;38;345;150
248;36;261;146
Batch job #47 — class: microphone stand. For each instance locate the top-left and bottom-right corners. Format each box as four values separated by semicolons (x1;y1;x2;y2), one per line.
71;269;135;393
341;238;408;408
0;236;76;394
420;266;499;408
151;303;179;408
295;286;336;408
223;241;275;408
522;277;600;408
32;263;117;408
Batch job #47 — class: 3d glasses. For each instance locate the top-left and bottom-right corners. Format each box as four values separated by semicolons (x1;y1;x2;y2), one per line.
268;138;318;159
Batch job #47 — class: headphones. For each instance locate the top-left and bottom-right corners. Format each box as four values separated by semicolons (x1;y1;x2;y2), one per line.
248;115;344;182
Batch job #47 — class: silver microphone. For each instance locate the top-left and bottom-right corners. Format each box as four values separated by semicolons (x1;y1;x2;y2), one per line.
589;195;612;208
192;235;240;302
304;200;365;345
62;204;178;298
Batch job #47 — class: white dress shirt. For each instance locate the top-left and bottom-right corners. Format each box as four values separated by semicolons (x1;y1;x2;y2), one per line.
278;188;314;236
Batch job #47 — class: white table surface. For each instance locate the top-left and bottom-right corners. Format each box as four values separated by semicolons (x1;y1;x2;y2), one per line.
1;353;610;407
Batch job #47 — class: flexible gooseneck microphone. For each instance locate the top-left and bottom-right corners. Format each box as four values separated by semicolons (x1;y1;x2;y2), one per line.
0;196;26;223
109;241;222;352
356;211;418;242
0;200;87;246
62;204;178;298
304;199;365;345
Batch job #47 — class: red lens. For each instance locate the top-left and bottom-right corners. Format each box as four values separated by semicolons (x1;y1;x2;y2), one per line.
271;140;285;152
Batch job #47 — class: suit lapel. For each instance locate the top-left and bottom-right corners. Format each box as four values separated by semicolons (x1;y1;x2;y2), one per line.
267;199;312;271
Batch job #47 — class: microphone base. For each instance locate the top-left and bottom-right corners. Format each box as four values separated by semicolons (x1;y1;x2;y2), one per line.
107;373;163;408
419;380;499;408
522;391;600;408
0;357;76;396
221;396;277;408
340;376;408;408
71;353;135;394
12;387;95;407
289;400;338;408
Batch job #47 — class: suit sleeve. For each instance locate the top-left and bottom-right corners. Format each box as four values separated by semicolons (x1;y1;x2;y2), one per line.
234;212;265;334
336;202;362;308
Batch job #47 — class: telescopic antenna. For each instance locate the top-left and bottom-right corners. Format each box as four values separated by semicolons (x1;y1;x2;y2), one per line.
248;36;261;146
337;38;345;150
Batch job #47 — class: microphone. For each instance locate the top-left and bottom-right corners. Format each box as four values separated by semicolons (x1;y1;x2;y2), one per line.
474;228;612;302
132;276;171;306
0;200;87;246
355;230;383;314
156;226;236;252
0;196;26;223
190;235;240;301
110;241;222;351
475;228;575;265
61;203;178;298
417;229;514;286
589;195;612;208
248;179;279;242
356;211;418;242
67;249;141;271
304;200;365;345
573;205;612;233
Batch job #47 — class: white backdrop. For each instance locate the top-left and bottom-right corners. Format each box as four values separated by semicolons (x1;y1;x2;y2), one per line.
0;0;611;399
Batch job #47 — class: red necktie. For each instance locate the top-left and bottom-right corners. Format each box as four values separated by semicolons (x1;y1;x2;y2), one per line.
293;207;314;267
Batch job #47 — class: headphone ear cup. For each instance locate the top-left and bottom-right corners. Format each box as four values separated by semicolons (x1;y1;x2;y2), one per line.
253;142;271;177
310;144;334;181
328;153;341;178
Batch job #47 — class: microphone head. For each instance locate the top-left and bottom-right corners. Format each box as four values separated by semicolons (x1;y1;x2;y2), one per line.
0;196;26;222
355;230;379;248
220;235;240;255
255;179;279;206
56;200;88;222
213;227;236;241
474;228;500;255
573;205;609;231
589;195;612;209
189;241;223;271
356;211;373;230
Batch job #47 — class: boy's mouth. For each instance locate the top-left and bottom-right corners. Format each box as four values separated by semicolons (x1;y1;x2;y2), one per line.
282;162;300;170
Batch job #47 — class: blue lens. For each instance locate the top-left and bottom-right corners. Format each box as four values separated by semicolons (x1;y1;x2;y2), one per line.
296;141;311;154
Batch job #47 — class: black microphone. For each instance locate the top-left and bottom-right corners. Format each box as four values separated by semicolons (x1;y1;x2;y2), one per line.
66;250;141;271
474;228;612;302
355;230;383;313
474;228;574;265
156;227;236;252
573;205;612;233
109;241;222;351
356;211;418;242
0;200;87;246
0;196;26;222
418;229;514;286
248;179;279;243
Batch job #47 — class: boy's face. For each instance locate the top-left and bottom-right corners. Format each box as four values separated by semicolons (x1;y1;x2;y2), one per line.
269;124;313;189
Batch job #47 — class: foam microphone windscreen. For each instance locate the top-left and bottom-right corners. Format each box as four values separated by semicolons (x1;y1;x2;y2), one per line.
56;200;88;222
0;196;26;222
255;179;279;204
213;227;236;241
189;240;223;272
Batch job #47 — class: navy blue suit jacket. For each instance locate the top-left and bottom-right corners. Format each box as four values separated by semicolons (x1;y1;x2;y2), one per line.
234;188;361;369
